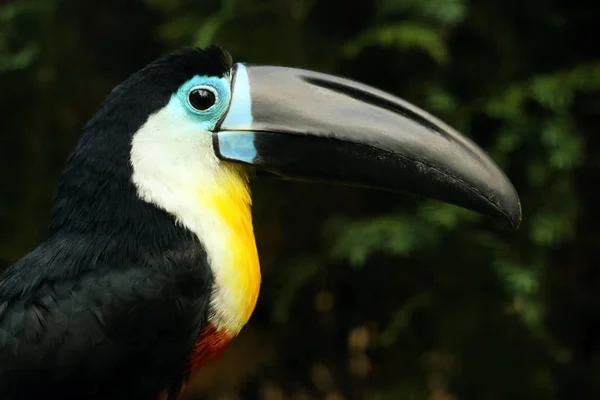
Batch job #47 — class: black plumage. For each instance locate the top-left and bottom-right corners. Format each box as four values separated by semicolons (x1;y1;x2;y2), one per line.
0;46;232;400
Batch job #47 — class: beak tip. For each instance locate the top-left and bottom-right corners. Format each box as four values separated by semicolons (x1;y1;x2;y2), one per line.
497;197;522;230
510;201;523;230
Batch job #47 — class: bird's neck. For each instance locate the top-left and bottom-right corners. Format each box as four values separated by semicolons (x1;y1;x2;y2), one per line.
50;112;261;337
182;164;262;335
130;131;261;336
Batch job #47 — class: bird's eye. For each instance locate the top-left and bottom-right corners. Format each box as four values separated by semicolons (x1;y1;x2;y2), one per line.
188;87;217;111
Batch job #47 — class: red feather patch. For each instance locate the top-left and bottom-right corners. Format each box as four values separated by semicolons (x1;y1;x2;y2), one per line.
188;323;232;370
158;324;232;400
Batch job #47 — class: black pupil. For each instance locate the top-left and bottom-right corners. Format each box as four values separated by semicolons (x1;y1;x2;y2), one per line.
188;88;216;111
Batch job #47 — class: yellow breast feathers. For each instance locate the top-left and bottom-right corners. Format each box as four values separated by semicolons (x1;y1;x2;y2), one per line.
195;163;261;335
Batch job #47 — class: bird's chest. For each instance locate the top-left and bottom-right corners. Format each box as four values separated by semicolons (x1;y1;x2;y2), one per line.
180;197;260;377
131;143;261;357
190;183;262;337
131;130;261;337
163;198;261;398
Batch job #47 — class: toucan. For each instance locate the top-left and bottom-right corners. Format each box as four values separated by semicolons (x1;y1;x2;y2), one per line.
0;46;521;400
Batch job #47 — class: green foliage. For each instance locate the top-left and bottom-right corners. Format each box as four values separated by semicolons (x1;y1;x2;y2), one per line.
343;22;449;64
151;0;238;48
326;202;477;268
0;0;53;72
377;291;434;347
269;255;322;325
377;0;467;24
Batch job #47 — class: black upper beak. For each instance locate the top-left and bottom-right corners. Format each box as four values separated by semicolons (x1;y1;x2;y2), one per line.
213;63;522;229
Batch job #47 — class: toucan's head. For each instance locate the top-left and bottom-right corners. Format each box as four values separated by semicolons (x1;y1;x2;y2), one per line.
52;45;521;334
68;45;520;228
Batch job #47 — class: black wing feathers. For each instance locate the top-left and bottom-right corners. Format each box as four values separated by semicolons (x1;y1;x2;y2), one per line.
0;241;211;400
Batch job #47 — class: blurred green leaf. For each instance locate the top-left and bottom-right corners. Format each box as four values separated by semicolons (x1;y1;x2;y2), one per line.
424;86;457;114
270;256;322;324
344;22;449;64
377;0;467;24
378;291;434;347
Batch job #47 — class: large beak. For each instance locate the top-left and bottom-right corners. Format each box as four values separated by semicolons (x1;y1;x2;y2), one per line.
213;64;522;228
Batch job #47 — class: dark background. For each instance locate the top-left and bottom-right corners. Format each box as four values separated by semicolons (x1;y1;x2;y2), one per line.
1;0;599;399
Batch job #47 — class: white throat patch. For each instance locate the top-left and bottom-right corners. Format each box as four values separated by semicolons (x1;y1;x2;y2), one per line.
129;99;261;335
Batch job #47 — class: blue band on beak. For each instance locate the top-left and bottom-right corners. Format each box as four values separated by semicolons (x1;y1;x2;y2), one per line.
217;131;256;163
216;63;256;163
221;63;253;129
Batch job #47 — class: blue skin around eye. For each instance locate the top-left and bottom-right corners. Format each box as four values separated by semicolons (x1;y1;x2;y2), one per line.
173;75;232;131
170;68;257;163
